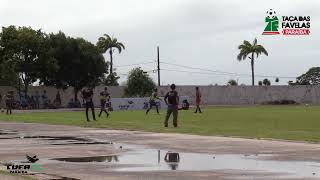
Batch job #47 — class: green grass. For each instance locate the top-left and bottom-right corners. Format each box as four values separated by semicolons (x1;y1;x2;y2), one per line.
1;105;320;142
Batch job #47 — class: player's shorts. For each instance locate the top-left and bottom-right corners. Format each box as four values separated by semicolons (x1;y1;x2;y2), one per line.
149;100;157;106
5;100;13;108
100;100;106;107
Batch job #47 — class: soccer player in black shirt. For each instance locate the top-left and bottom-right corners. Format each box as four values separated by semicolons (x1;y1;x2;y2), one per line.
82;87;96;122
164;84;179;127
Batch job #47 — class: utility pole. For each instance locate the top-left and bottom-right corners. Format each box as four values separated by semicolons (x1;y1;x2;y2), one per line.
157;46;160;86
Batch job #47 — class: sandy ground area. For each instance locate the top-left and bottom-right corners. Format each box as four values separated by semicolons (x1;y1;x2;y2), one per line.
0;121;320;180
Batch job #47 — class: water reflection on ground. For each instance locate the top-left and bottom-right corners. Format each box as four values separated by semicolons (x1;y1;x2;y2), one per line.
50;145;320;178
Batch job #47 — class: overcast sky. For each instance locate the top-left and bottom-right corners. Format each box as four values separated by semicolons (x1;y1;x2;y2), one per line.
1;0;319;85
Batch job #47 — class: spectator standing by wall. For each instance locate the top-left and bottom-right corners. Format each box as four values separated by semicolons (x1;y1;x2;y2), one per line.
41;90;48;108
54;91;62;108
20;90;28;109
34;91;40;109
5;91;14;115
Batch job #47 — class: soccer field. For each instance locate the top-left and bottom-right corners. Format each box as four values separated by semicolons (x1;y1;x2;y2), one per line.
0;105;320;142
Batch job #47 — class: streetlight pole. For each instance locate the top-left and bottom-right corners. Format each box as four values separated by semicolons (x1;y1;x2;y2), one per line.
157;46;160;86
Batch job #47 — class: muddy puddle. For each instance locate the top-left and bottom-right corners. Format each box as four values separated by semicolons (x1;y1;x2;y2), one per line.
53;156;119;163
2;130;319;178
51;177;80;180
0;129;17;135
0;134;112;145
49;144;320;178
20;136;112;145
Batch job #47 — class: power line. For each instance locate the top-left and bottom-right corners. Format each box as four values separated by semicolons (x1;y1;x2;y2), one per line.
161;68;246;77
112;58;296;80
160;61;296;79
114;61;154;68
161;68;222;75
118;68;156;76
161;68;281;79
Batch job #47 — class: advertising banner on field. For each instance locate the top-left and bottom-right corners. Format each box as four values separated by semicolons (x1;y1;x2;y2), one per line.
110;96;189;111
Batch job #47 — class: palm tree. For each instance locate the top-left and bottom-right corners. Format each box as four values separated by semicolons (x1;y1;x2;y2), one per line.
237;38;268;86
97;34;125;74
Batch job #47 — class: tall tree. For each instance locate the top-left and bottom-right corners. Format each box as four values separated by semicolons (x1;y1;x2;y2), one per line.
43;32;107;100
227;79;238;86
124;68;156;97
0;51;21;88
101;61;120;86
237;38;268;86
0;64;21;88
104;72;120;86
0;25;57;94
96;34;125;81
296;67;320;85
262;78;271;86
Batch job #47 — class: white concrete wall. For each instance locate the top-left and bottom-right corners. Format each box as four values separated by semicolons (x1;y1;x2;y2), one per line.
1;85;320;107
158;85;320;105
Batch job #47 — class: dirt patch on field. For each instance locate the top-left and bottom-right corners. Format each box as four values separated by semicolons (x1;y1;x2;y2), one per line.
0;122;320;179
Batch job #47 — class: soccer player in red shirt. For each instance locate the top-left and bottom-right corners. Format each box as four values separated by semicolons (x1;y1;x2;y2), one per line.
194;87;202;113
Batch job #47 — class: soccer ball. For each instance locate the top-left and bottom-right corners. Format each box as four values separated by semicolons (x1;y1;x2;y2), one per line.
266;9;276;19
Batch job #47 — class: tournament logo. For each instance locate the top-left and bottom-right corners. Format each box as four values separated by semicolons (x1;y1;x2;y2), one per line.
262;9;280;35
262;9;311;35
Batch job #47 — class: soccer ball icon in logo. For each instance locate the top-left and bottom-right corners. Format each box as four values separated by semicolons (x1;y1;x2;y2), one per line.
266;9;276;19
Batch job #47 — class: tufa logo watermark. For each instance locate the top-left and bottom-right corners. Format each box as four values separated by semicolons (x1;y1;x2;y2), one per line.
5;155;44;174
6;164;42;174
262;9;311;35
